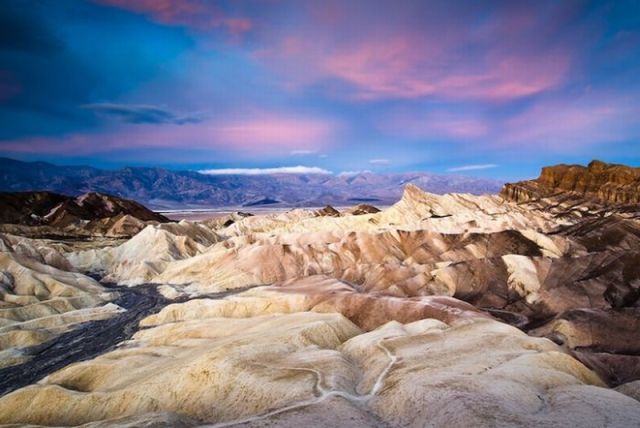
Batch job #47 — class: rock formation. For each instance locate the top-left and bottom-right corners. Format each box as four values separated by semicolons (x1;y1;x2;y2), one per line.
0;235;120;369
1;310;638;427
343;204;381;216
0;191;169;238
502;160;640;205
0;160;639;426
68;221;221;286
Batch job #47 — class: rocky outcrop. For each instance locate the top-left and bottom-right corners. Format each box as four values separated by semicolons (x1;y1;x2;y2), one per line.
0;234;73;271
1;310;638;427
67;221;221;285
0;191;169;237
344;204;381;216
2;165;640;426
0;191;168;226
0;237;120;368
502;160;640;205
0;191;69;225
201;211;253;230
314;205;340;217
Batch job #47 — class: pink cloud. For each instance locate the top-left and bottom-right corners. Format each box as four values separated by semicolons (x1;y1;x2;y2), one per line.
213;116;335;149
437;52;569;101
253;2;575;102
98;0;203;22
378;90;640;153
221;18;253;34
499;98;625;149
482;91;637;151
321;37;438;100
381;111;490;140
259;34;570;102
0;113;338;156
97;0;253;34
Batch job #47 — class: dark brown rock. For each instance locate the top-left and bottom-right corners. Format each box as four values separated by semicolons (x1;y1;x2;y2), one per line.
344;204;381;216
502;160;640;205
315;205;340;217
0;191;169;237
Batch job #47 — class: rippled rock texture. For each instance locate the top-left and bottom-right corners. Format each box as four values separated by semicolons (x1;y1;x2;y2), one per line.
1;162;640;427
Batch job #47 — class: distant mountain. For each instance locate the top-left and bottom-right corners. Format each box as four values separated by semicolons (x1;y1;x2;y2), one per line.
0;157;503;209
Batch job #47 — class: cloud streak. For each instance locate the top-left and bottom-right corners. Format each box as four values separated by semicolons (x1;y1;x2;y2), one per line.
369;158;391;165
338;170;372;177
381;111;490;140
96;0;253;34
448;164;497;172
290;149;316;156
82;103;205;125
0;112;340;155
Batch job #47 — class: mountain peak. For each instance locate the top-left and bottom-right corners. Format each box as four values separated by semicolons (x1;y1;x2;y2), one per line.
402;183;429;203
587;159;608;171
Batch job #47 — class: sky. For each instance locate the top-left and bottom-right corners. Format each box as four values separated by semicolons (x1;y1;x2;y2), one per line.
0;0;639;180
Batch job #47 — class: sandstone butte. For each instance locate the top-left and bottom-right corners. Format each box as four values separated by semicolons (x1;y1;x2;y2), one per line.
502;159;640;204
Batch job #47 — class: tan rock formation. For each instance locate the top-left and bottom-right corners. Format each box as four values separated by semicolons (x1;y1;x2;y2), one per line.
502;160;640;205
0;233;73;271
2;168;640;427
0;243;120;367
1;312;637;427
142;275;488;331
67;221;221;285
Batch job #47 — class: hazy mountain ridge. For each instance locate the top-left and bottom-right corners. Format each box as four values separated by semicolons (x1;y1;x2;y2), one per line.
0;157;502;209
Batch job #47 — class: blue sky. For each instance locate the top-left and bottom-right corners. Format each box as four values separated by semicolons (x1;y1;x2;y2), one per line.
0;0;639;180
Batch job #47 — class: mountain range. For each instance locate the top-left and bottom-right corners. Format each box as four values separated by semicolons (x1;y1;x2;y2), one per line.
0;157;502;209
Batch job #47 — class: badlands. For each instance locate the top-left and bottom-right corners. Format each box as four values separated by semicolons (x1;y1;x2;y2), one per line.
0;161;640;427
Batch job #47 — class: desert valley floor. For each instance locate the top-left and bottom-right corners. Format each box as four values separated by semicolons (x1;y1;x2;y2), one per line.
0;161;640;427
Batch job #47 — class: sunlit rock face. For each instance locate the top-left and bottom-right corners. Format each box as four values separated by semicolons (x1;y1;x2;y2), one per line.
3;311;639;427
141;276;489;331
502;160;640;205
0;235;120;369
1;162;640;426
67;221;222;285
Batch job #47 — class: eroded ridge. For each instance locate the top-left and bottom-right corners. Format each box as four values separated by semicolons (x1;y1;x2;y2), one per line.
1;166;640;427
